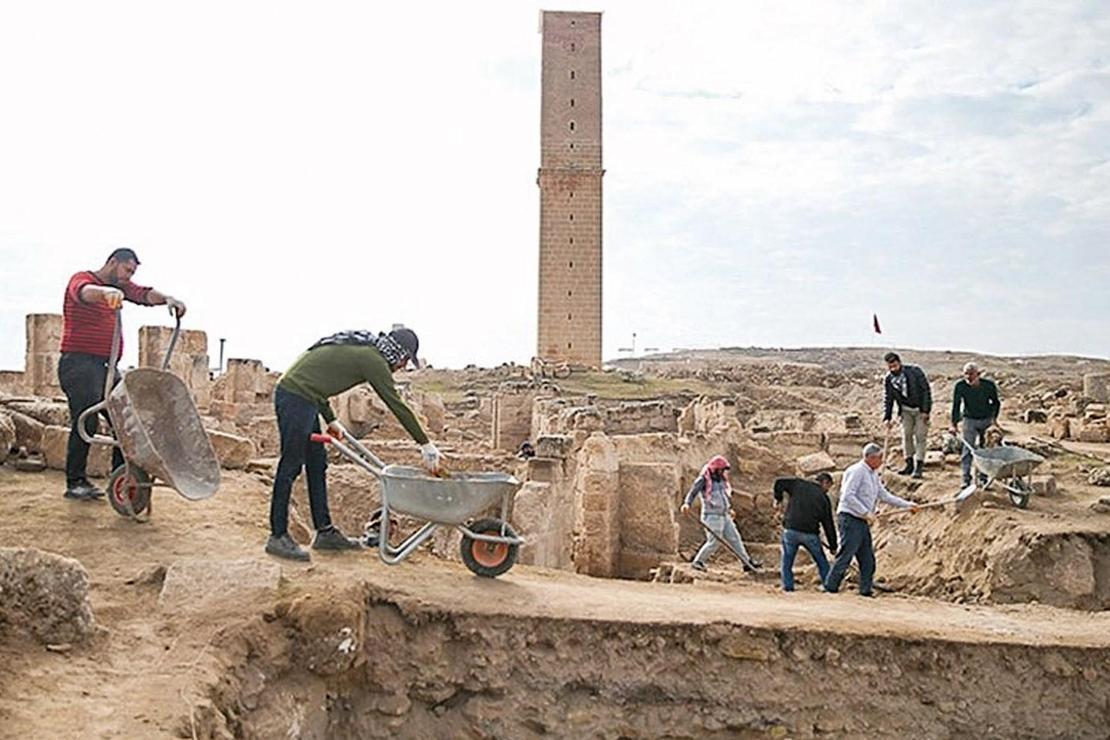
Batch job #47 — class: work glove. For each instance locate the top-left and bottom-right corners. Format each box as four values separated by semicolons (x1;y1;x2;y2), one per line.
103;288;124;310
164;296;187;318
326;420;345;440
420;442;442;474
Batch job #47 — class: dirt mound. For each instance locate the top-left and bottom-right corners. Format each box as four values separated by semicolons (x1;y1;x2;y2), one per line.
875;505;1110;610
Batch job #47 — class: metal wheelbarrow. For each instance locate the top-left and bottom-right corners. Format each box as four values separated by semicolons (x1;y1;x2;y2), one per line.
311;427;523;577
77;309;220;520
960;436;1044;509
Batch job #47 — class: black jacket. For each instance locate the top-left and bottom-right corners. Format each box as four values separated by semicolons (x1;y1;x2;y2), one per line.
772;478;837;551
883;364;932;421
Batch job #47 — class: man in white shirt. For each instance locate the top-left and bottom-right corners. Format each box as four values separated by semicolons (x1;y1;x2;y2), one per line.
824;443;917;596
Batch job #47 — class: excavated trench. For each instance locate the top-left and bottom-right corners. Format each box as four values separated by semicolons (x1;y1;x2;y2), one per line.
189;583;1110;739
874;507;1110;610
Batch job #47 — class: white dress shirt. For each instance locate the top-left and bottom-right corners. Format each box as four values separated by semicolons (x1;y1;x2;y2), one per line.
837;459;914;519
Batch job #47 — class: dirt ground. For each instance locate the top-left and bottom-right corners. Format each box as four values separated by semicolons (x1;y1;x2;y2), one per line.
2;465;1110;738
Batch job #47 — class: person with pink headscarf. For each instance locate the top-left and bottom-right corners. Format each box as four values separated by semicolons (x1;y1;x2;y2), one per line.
680;455;759;572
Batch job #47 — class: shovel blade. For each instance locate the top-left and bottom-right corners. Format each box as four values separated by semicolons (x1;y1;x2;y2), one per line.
955;483;977;503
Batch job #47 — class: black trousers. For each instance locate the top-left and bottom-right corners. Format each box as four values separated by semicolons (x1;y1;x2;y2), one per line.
58;352;124;484
270;386;333;536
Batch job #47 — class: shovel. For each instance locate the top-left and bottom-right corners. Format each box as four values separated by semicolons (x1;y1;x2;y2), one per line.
875;483;977;518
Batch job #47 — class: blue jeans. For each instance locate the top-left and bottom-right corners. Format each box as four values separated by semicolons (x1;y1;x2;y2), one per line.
781;529;829;591
824;513;875;595
961;417;994;483
270;386;332;536
694;513;752;565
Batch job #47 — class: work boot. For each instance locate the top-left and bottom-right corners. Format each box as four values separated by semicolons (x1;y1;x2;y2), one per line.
312;526;361;551
691;561;707;572
63;479;104;501
266;533;310;562
911;460;924;479
897;460;914;476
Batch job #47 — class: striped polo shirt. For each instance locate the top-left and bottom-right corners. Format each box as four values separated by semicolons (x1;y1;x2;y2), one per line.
60;271;151;359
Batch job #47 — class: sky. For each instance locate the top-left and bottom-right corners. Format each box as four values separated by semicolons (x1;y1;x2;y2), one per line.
1;0;1107;372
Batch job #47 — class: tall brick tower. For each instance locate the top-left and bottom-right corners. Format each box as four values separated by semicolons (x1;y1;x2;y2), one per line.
537;10;603;367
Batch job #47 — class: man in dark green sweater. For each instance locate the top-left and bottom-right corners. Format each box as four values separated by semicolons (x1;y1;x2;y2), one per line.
265;327;441;562
950;361;1001;486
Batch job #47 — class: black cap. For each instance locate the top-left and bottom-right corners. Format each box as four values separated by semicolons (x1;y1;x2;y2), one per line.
388;327;421;368
107;247;140;265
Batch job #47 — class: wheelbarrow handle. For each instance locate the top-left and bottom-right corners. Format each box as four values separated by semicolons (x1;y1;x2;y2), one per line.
310;430;385;479
161;313;182;371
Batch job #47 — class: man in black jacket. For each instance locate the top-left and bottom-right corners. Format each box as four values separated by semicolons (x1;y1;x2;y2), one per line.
773;473;837;592
882;352;933;479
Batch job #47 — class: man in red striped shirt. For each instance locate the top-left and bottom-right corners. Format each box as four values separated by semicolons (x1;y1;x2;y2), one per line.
59;248;187;500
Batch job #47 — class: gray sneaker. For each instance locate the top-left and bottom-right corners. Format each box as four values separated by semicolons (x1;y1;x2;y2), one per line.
312;526;361;551
64;480;105;501
266;534;310;562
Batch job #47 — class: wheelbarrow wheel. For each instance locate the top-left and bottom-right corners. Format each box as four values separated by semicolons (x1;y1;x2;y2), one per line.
460;518;518;578
107;465;152;517
1007;479;1031;509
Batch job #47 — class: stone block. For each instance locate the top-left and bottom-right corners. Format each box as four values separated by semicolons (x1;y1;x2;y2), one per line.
5;399;71;427
491;390;535;451
924;451;945;467
14;456;46;472
527;457;562;484
536;434;575;459
1085;404;1107;420
41;424;112;477
1084;374;1110;403
1023;409;1049;424
1076;422;1109;444
618;548;668;580
206;429;257;470
0;411;14;459
5;410;45;452
0;547;97;645
825;432;876;463
617;463;679;554
158;558;281;612
0;370;27;395
513;481;575;570
247;416;280;456
796;451;836;475
1049;416;1072;440
1032;476;1057;496
764;430;824;458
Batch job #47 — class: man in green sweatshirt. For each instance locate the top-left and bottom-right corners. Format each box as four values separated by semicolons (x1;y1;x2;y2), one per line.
950;361;1001;486
265;327;441;562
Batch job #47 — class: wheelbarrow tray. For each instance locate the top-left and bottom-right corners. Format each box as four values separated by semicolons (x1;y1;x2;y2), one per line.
379;465;519;525
972;446;1044;481
106;368;220;500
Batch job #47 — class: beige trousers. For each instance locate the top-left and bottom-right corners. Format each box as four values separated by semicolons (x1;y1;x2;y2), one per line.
901;407;929;462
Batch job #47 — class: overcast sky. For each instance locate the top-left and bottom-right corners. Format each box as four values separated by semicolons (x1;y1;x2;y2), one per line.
1;0;1107;371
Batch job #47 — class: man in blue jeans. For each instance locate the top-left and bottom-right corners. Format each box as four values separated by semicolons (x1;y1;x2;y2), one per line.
824;444;918;596
772;472;837;591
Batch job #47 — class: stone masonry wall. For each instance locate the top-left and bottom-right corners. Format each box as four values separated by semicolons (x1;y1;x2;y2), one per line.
536;11;603;367
138;326;212;410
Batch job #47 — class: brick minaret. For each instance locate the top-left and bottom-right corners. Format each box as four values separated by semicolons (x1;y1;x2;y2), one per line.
537;11;603;367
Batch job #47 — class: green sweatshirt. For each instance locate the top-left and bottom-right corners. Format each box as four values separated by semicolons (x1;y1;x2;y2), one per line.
951;378;1000;425
277;344;429;444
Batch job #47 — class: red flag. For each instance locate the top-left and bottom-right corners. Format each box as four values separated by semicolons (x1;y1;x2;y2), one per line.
873;313;882;334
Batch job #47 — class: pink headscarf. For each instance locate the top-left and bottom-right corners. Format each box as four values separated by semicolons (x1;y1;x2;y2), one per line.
701;455;731;502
